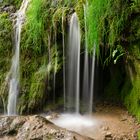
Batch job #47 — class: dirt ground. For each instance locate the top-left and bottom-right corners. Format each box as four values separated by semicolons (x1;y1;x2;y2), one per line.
89;104;140;140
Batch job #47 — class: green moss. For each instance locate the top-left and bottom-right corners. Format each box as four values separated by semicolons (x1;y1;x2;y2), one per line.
18;0;48;113
21;0;43;53
75;0;85;43
138;131;140;140
122;59;140;121
0;0;139;117
0;12;12;54
126;16;140;59
85;0;130;61
0;12;13;111
117;2;140;121
27;65;48;110
18;0;66;113
104;1;140;122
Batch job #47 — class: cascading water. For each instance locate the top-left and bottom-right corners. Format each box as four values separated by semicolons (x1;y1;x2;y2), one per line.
47;33;51;88
66;13;81;113
7;0;29;115
62;11;66;110
82;4;96;114
82;4;90;113
89;46;96;113
53;30;58;104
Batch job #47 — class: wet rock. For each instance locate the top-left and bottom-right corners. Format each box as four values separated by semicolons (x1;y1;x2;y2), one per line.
0;5;16;13
101;126;110;131
106;132;112;137
0;115;92;140
46;113;59;120
104;132;113;140
0;116;14;135
120;118;127;122
120;115;127;122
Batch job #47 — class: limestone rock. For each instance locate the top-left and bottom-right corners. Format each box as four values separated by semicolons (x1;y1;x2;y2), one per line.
0;115;93;140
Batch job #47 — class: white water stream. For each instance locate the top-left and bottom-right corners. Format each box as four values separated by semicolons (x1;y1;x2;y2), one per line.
66;13;81;113
7;0;29;115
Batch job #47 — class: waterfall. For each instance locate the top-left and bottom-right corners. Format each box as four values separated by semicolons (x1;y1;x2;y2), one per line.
47;33;51;89
82;3;96;114
7;0;29;115
53;30;57;104
62;11;66;110
66;13;81;113
89;46;96;114
82;4;90;113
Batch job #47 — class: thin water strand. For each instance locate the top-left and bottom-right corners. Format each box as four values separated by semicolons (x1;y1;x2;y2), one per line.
82;4;90;113
47;33;51;88
62;10;66;110
89;46;96;114
53;29;57;104
66;13;81;113
7;0;29;115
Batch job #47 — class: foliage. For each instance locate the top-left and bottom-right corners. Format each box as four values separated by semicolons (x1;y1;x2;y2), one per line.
86;0;107;53
27;65;48;111
21;0;43;53
86;0;130;61
0;12;12;54
138;131;140;140
0;12;12;112
121;59;140;121
104;45;125;66
104;1;140;121
18;0;67;113
1;0;140;117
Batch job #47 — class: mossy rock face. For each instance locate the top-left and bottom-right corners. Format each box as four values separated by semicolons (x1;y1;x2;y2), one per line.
138;131;140;140
121;6;140;121
16;0;88;114
104;51;140;121
1;0;140;117
122;58;140;121
0;12;13;111
0;0;87;114
0;12;12;53
126;15;140;59
0;12;13;69
0;0;22;10
104;1;140;121
17;0;67;114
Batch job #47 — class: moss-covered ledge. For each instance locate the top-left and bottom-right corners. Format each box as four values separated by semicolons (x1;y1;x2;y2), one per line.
0;12;13;112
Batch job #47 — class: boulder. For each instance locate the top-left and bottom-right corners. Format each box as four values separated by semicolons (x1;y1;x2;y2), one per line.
0;115;93;140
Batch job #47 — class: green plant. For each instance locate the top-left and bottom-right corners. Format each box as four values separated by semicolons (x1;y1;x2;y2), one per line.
138;131;140;140
0;12;12;112
86;0;130;61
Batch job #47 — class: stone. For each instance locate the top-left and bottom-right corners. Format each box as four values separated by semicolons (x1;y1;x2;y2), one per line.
104;132;113;140
0;115;93;140
102;126;110;131
0;5;16;13
45;113;59;120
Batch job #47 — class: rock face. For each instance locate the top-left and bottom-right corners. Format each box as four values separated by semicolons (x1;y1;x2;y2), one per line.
0;115;93;140
0;5;16;13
